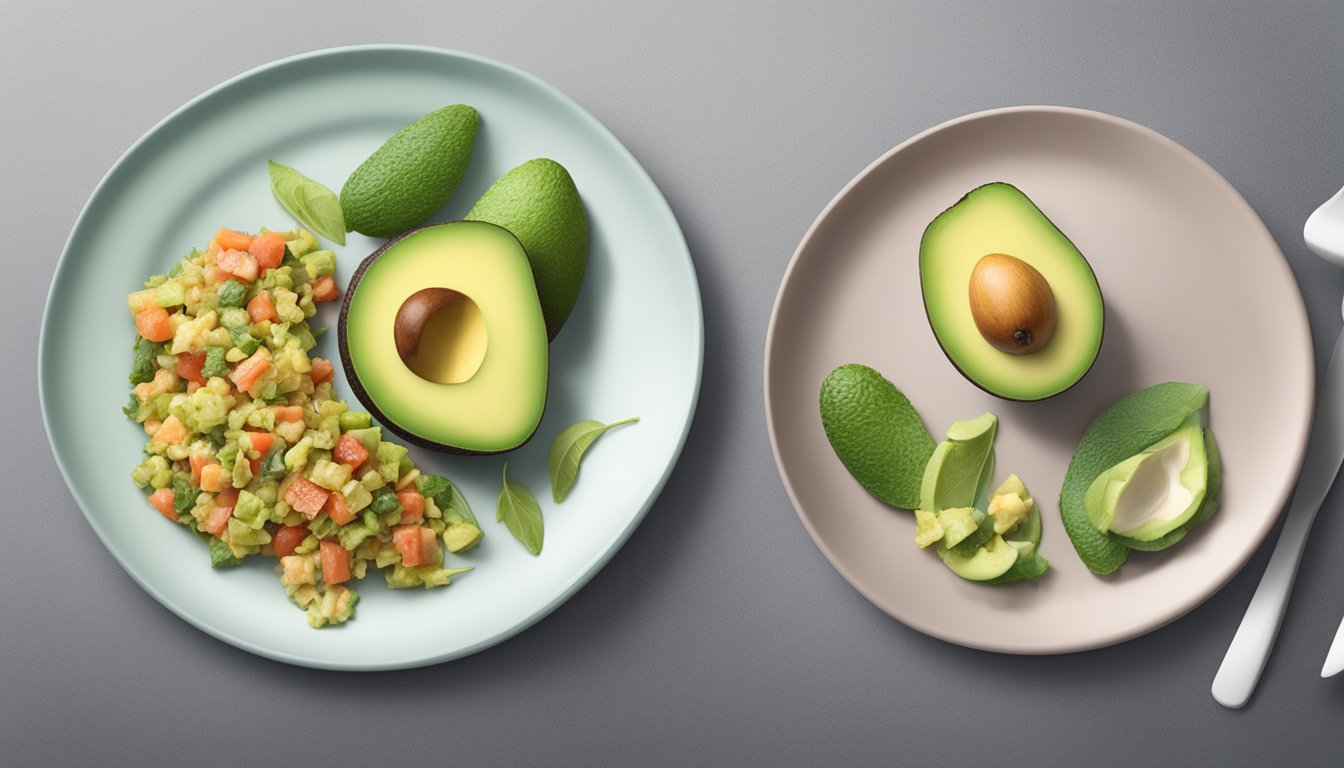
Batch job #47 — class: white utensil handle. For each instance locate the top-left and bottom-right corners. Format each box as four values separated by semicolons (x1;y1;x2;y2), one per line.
1210;495;1317;708
1211;331;1344;708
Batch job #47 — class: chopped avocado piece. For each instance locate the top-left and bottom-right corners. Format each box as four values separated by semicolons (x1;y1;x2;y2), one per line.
936;534;1019;581
919;183;1104;401
217;280;247;308
948;505;996;558
339;411;372;431
340;222;549;454
919;414;996;511
819;364;936;509
988;489;1032;535
914;509;945;548
444;522;484;553
1061;382;1210;574
209;536;243;568
466;158;588;339
1086;414;1208;542
934;507;978;548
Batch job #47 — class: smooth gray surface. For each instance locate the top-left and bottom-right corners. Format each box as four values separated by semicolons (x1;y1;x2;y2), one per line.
3;1;1341;765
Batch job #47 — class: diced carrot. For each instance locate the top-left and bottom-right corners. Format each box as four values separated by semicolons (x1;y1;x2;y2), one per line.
310;357;334;384
272;525;307;558
245;431;275;456
311;275;339;302
396;489;425;525
216;249;259;283
320;540;351;585
203;505;233;537
229;346;271;394
135;307;174;342
175;351;207;385
246;290;279;323
248;232;286;271
153;415;188;445
271;404;304;422
332;434;369;470
393;525;437;567
205;265;232;284
215;227;254;252
189;453;214;484
199;463;225;492
148;488;177;521
249;457;261;477
187;381;202;394
324;492;356;525
284;477;330;519
215;485;240;508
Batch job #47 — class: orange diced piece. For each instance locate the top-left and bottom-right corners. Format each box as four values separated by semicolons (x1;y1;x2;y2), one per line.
284;477;330;519
215;227;254;252
332;434;369;470
396;490;425;525
320;540;351;585
135;307;174;342
153;415;188;445
247;290;279;323
272;525;306;558
311;274;339;302
324;491;356;526
393;525;437;568
217;248;258;283
271;405;304;422
203;505;233;537
199;463;225;493
175;351;207;385
148;488;177;521
310;357;334;384
248;232;286;271
229;346;271;394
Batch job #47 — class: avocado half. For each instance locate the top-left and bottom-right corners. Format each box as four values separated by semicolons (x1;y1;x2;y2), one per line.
337;221;549;455
919;183;1104;401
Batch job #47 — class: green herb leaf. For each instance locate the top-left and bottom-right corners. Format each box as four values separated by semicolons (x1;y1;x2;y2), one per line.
497;464;543;555
268;160;346;245
548;417;639;503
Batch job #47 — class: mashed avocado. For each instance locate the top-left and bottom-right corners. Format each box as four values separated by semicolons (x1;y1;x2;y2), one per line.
125;226;479;628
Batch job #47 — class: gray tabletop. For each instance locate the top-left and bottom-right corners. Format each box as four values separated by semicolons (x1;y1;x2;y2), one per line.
4;1;1343;765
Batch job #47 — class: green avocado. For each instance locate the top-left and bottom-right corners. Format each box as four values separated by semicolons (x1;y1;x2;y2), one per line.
338;221;548;454
1060;382;1211;573
341;105;479;238
819;364;935;509
1087;415;1209;543
936;533;1019;581
1110;427;1221;551
920;183;1104;401
467;159;588;339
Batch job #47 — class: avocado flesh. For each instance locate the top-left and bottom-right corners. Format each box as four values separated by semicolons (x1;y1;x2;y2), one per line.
338;221;548;454
937;533;1019;581
1109;426;1220;551
920;183;1104;401
1085;417;1208;542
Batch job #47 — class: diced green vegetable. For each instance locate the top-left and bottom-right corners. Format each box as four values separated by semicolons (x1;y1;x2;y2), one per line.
209;537;243;568
217;280;247;308
339;412;372;431
129;335;159;385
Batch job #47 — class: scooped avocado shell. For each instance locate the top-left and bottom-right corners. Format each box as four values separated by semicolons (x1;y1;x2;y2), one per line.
920;183;1103;401
338;221;548;454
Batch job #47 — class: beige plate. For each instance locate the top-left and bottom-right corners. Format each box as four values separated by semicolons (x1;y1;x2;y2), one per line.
764;106;1313;653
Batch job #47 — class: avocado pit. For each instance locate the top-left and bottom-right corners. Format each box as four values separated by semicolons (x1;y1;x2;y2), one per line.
394;287;488;385
967;253;1057;355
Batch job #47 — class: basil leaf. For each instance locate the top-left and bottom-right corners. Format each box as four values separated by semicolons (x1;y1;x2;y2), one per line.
267;160;346;245
497;464;543;555
547;417;639;503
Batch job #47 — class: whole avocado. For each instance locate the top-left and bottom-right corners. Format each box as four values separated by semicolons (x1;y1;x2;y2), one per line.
341;105;479;238
467;158;588;340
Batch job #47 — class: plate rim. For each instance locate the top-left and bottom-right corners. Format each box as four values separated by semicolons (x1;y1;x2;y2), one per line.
39;44;704;670
762;104;1313;654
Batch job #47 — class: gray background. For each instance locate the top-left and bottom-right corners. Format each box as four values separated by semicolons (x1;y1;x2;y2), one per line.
3;1;1342;765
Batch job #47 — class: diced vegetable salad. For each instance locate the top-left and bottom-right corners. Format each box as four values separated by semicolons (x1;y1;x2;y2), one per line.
124;227;484;628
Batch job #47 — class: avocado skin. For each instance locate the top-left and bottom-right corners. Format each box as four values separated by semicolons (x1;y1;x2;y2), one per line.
467;159;587;340
819;364;935;509
919;182;1105;402
336;222;548;456
341;105;479;238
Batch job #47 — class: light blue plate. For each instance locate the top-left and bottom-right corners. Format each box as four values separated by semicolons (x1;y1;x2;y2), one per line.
39;46;702;670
